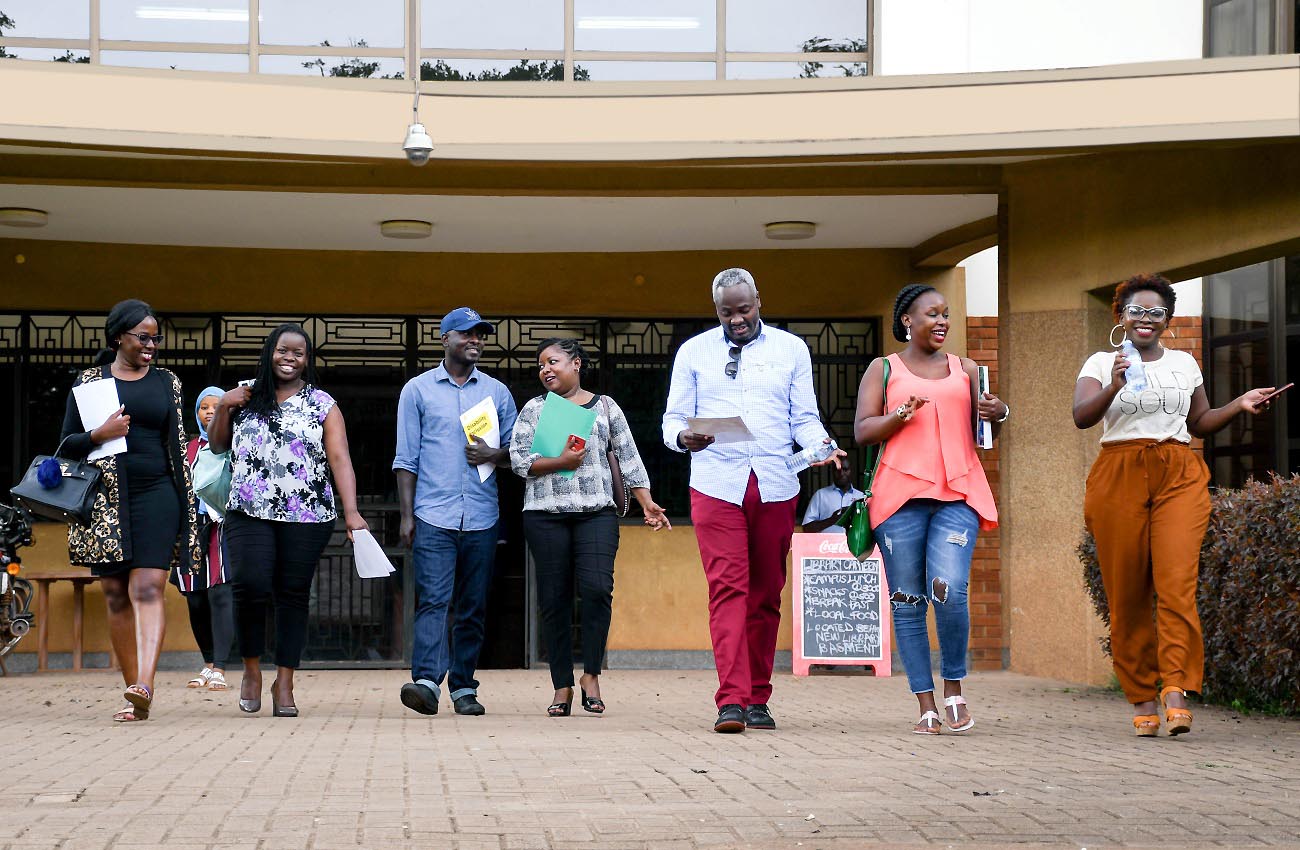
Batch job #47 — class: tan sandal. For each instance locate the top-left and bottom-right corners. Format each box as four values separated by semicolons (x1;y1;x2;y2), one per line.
1161;686;1192;736
123;684;152;721
1133;714;1160;737
112;705;140;722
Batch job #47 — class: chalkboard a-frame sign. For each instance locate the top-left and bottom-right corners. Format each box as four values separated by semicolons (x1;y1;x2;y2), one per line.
791;533;892;677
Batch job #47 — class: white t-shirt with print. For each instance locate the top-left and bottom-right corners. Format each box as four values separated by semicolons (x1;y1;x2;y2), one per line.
1077;348;1203;444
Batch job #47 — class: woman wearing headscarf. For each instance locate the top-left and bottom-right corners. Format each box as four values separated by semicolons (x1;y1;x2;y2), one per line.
59;299;201;722
208;323;367;717
172;386;235;692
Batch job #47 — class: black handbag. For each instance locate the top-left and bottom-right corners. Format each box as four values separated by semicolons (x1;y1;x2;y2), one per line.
11;435;104;526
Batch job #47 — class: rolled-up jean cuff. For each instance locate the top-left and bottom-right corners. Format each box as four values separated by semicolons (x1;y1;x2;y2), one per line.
415;678;441;702
450;687;477;701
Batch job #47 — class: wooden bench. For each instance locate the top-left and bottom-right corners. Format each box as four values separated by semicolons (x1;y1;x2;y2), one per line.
30;570;116;672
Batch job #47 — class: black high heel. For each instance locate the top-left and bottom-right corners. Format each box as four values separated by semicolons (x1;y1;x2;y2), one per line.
580;688;605;714
270;679;298;718
547;688;573;717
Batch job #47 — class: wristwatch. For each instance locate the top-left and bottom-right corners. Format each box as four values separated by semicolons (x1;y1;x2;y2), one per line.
895;404;911;422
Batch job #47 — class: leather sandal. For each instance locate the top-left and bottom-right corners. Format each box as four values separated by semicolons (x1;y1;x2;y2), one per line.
1161;686;1192;736
111;704;139;722
207;669;229;691
943;695;974;732
580;687;605;714
913;710;942;735
1133;714;1160;737
187;668;212;689
123;684;152;720
547;688;573;717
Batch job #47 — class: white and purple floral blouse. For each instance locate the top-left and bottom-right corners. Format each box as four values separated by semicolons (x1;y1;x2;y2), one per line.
227;385;337;524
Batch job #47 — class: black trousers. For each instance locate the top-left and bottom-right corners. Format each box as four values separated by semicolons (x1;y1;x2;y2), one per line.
523;508;619;690
186;582;235;668
224;511;334;669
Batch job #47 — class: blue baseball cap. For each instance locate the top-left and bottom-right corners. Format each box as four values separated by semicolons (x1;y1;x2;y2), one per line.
440;307;493;337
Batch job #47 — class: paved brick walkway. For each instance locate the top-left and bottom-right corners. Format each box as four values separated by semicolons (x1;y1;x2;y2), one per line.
3;669;1297;849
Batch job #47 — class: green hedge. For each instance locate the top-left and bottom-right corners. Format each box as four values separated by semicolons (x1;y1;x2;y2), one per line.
1078;473;1300;715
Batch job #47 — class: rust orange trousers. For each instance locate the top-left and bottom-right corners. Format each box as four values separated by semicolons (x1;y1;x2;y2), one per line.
1083;439;1210;704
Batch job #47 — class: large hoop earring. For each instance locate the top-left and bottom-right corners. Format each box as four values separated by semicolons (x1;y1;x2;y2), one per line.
1109;324;1125;348
1165;325;1176;340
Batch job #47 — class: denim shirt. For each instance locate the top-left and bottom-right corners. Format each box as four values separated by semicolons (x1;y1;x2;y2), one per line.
393;363;518;531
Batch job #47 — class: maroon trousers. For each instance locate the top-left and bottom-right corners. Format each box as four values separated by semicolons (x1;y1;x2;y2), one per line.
691;472;797;708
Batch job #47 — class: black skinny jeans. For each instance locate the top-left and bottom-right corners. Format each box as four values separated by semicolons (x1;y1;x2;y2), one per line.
523;508;619;690
186;582;235;668
224;511;334;669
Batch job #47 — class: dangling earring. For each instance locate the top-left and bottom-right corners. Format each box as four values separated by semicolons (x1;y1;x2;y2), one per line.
1109;324;1125;348
905;325;912;342
1165;326;1176;340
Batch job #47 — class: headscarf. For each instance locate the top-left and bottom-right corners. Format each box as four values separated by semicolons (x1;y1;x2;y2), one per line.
194;386;225;441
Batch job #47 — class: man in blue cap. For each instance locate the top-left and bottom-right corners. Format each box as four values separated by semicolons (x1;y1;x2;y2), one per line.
393;307;518;716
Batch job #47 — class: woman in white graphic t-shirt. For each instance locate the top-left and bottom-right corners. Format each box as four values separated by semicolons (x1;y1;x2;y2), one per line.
1072;274;1274;739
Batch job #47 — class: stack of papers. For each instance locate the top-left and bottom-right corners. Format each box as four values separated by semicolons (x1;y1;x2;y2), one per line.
352;529;397;579
459;397;501;483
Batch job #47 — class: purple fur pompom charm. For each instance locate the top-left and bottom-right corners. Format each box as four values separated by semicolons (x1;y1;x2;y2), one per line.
37;457;63;489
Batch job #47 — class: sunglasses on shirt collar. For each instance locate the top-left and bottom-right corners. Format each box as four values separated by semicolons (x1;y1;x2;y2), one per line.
724;345;743;379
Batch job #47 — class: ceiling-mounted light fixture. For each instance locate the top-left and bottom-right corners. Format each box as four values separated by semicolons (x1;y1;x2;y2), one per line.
0;208;48;228
380;219;433;239
403;66;433;166
764;220;816;241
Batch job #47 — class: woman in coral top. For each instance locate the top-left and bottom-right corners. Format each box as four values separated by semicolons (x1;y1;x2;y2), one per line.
853;284;1005;734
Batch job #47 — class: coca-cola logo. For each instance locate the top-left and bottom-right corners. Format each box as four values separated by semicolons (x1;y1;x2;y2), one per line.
818;539;849;555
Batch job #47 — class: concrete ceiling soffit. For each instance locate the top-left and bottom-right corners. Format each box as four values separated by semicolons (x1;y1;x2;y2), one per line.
911;216;999;268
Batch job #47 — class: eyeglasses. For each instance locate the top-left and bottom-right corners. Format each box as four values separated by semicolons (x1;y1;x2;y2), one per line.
1122;305;1169;322
724;345;742;379
124;332;165;346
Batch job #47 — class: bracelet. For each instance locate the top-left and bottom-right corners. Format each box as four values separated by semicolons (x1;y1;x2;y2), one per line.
894;404;911;422
994;402;1010;424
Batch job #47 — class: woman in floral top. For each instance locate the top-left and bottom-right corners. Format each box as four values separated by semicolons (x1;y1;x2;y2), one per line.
208;322;367;717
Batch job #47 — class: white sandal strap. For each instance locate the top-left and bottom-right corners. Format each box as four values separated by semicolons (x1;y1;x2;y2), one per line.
918;710;941;727
943;695;967;707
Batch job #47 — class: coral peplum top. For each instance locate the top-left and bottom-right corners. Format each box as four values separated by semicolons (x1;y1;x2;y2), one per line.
868;352;998;531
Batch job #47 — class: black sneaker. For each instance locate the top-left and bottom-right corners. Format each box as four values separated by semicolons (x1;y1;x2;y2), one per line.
713;703;746;733
453;694;485;716
400;682;439;716
745;704;776;730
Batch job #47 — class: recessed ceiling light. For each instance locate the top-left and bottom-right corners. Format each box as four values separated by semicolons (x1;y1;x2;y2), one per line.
0;208;48;228
380;219;433;239
764;221;815;240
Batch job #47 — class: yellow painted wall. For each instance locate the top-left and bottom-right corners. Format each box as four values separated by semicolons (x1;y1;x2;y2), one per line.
1000;140;1300;686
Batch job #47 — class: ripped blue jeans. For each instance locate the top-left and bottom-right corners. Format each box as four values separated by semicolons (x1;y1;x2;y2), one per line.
875;499;980;695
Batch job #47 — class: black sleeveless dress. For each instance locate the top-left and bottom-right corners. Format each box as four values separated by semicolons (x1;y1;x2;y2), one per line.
105;370;182;573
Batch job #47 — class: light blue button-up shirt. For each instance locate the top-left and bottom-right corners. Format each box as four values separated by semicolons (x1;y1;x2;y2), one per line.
393;362;518;531
661;322;830;505
801;484;865;535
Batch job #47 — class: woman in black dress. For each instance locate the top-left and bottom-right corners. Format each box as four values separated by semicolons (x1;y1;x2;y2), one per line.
60;299;200;722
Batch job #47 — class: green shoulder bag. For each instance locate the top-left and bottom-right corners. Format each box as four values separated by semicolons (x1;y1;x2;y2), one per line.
835;357;890;560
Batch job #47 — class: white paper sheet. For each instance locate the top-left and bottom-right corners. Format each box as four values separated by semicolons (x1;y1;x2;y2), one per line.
459;397;500;483
351;529;396;578
73;380;127;460
687;416;755;444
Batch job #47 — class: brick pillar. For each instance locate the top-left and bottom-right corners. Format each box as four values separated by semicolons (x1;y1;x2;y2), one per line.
966;316;1003;670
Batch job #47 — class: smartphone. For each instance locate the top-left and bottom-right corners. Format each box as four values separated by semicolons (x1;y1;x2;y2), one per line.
1255;382;1294;407
567;434;586;452
237;378;256;388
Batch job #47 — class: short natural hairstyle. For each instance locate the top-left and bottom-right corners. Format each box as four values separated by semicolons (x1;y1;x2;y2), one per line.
891;284;937;343
535;337;592;373
1111;273;1176;321
711;267;759;305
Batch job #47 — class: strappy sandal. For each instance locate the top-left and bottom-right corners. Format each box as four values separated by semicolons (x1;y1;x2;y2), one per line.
207;670;229;691
187;668;212;689
944;695;975;732
913;710;942;735
1133;714;1161;737
111;705;139;722
1161;686;1193;736
123;684;152;721
580;687;605;714
547;688;573;717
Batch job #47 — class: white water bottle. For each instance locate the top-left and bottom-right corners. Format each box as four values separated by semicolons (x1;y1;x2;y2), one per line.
786;439;837;474
1119;340;1147;392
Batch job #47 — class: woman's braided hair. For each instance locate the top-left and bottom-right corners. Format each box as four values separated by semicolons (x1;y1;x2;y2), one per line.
891;284;937;343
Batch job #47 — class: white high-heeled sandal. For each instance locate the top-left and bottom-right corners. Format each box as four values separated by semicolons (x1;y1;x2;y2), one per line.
944;695;975;732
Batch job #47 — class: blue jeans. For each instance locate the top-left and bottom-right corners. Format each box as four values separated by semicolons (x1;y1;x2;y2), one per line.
875;499;980;695
411;519;497;700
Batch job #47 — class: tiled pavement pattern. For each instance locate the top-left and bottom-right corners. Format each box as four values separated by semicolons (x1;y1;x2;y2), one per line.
3;669;1297;849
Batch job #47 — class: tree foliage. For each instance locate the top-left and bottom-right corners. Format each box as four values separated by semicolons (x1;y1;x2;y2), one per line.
797;36;869;78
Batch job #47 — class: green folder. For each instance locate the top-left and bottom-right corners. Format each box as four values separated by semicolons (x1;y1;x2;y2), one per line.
531;392;599;479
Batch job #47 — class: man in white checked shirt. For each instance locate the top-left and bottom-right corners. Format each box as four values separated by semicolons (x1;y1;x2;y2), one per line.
662;268;845;734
